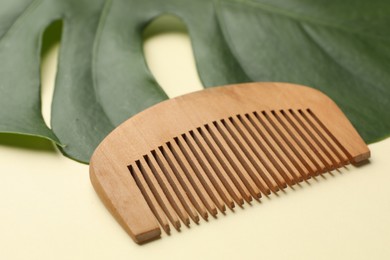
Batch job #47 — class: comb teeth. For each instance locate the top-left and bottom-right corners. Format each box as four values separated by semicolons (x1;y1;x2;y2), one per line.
127;109;351;232
90;82;370;243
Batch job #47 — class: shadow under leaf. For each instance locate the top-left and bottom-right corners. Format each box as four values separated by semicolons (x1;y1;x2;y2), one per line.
0;133;56;151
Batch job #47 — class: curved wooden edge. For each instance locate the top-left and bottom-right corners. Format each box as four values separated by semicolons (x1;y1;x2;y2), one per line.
89;82;371;243
90;159;161;244
299;87;370;164
94;82;370;165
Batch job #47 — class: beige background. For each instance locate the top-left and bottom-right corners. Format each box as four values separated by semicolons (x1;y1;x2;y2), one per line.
1;16;389;260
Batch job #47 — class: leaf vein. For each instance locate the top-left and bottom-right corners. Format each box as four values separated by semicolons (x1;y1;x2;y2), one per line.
91;0;116;129
0;0;43;42
225;0;389;42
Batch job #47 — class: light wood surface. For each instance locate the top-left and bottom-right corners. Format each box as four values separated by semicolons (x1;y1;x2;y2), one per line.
89;82;370;243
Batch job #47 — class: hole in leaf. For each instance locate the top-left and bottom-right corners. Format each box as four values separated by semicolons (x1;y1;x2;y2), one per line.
40;20;62;127
143;15;203;98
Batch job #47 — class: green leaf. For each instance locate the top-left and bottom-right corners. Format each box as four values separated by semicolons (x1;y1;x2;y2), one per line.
216;0;390;144
0;0;389;163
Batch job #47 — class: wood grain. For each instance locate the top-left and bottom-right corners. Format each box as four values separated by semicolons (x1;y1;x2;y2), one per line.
90;82;370;244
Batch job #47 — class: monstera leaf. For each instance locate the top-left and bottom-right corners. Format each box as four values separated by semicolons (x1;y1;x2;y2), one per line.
0;0;389;163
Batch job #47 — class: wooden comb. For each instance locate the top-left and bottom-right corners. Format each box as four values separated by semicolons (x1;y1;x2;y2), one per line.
89;82;370;243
